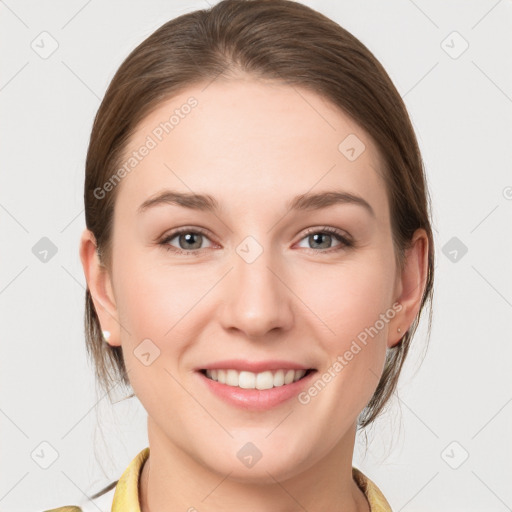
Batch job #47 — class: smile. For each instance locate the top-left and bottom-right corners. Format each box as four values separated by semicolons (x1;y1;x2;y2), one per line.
196;367;318;410
201;368;315;390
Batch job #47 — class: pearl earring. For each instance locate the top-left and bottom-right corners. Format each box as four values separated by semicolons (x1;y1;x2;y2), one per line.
102;330;111;342
397;327;401;333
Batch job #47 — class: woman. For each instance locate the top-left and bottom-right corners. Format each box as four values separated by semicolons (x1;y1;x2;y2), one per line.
48;0;434;510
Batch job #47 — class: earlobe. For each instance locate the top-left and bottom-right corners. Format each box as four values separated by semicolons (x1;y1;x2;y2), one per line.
79;228;121;347
388;229;429;348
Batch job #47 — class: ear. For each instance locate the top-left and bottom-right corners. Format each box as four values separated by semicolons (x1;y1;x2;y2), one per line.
79;228;121;347
389;228;429;348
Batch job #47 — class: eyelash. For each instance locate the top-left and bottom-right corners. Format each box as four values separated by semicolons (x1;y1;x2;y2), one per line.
158;226;354;256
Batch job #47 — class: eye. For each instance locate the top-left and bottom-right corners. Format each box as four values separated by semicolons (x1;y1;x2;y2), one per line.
159;228;214;255
296;226;353;253
158;226;353;256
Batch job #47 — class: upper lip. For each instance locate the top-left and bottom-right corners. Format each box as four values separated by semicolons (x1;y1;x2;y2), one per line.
196;359;315;373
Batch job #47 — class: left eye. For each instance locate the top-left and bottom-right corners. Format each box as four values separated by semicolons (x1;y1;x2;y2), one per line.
296;228;352;252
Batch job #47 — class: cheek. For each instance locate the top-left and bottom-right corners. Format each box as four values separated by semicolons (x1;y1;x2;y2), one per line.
112;256;199;412
298;253;395;396
114;249;207;338
304;255;396;342
111;255;200;399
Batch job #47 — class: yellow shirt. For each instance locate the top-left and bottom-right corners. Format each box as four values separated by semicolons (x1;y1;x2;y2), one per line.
44;446;392;511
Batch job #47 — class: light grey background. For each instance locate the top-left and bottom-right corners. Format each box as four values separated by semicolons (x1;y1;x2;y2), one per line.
1;1;511;510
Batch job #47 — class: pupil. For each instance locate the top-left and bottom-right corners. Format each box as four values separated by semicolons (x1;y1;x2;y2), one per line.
181;233;201;250
311;233;330;249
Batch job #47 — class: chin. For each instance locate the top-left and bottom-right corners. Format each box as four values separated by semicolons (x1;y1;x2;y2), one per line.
199;441;311;485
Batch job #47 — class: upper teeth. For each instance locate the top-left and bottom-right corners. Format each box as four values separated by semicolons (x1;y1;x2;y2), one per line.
205;369;308;390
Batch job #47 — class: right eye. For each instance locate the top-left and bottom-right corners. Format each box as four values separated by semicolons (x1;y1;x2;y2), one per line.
159;228;215;255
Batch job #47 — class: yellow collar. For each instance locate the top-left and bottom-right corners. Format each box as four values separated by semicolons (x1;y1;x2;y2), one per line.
112;447;392;512
111;447;150;512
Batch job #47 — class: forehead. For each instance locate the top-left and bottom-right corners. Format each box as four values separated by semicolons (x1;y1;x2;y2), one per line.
114;77;388;220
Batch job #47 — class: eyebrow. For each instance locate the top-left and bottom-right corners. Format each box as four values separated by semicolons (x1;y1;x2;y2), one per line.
137;189;375;217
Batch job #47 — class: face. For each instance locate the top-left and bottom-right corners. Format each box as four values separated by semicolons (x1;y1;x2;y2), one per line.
90;76;408;482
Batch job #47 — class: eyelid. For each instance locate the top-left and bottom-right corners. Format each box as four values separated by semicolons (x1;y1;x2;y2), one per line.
299;225;353;243
158;226;216;247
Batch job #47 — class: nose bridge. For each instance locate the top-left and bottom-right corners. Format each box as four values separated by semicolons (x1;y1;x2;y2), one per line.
219;233;293;337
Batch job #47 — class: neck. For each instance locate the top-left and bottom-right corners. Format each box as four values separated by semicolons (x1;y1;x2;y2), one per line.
139;417;370;512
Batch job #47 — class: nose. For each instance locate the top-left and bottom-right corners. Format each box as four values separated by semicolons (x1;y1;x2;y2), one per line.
217;239;294;340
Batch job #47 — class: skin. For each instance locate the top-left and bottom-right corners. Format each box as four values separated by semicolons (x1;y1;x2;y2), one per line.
80;75;428;512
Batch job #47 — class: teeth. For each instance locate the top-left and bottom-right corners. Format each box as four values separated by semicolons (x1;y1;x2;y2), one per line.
205;369;308;389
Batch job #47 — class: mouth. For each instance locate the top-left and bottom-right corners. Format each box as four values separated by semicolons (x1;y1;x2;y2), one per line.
198;368;316;390
196;366;318;410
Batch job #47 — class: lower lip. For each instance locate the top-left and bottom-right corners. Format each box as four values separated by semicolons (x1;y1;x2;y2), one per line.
196;370;317;410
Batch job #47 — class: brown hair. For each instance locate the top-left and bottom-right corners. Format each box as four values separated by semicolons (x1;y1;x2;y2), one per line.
84;0;434;441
